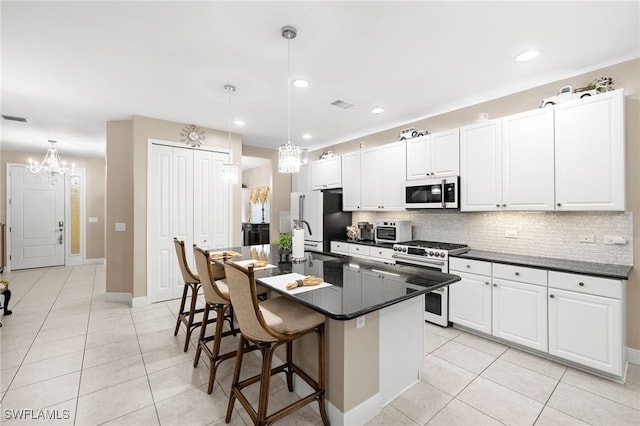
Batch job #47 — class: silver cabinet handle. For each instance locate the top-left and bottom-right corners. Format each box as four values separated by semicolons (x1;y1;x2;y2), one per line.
578;282;585;287
493;283;497;287
515;272;520;276
484;282;490;286
557;203;562;207
549;294;555;298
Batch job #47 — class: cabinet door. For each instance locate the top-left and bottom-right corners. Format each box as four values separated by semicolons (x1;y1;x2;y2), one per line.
548;288;622;376
502;108;555;211
360;148;382;210
448;270;492;334
430;128;460;177
341;151;361;211
380;141;406;210
292;163;312;192
343;265;363;312
311;157;342;190
361;270;383;306
406;136;430;180
460;120;502;211
554;89;625;211
492;279;548;352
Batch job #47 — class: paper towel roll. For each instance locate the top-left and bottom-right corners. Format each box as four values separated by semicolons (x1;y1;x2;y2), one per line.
292;228;305;260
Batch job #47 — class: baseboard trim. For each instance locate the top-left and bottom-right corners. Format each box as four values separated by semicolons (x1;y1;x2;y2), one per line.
105;292;132;306
628;347;640;365
85;258;105;265
131;296;148;308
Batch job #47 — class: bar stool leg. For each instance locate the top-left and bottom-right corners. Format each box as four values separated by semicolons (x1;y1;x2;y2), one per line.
194;302;210;367
226;335;246;423
183;283;201;352
257;342;274;425
206;303;226;394
285;341;294;392
174;284;189;336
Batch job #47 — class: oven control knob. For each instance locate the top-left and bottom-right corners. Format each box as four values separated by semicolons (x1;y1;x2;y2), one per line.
434;252;440;257
403;247;407;253
428;250;434;256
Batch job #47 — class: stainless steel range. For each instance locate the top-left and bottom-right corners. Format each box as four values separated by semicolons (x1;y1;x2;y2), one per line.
392;240;470;326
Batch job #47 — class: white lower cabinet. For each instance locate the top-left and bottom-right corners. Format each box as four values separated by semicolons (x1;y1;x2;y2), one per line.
450;258;627;379
448;263;492;334
548;271;625;376
331;241;396;264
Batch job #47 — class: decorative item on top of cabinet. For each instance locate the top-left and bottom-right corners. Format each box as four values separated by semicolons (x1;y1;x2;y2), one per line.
180;124;205;147
539;76;614;108
311;155;342;190
399;127;429;141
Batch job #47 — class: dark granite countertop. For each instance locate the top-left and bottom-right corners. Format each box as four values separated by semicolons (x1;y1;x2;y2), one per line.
216;244;460;320
452;249;632;280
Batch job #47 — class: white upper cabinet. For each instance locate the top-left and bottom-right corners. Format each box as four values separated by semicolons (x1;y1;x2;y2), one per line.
501;107;555;211
460;119;502;211
554;89;625;211
292;162;312;192
359;141;406;211
341;151;361;211
406;129;460;180
311;156;342;190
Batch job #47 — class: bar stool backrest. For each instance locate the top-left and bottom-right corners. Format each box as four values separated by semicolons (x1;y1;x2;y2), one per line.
193;245;230;305
224;262;276;342
173;238;199;284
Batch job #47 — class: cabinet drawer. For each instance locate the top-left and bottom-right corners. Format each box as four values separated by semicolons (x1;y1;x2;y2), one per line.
548;271;623;299
331;241;349;254
348;244;370;257
450;258;491;276
369;247;394;261
493;264;547;286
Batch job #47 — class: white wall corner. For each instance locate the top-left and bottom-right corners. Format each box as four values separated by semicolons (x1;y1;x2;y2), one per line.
85;258;106;265
104;292;132;306
131;296;148;308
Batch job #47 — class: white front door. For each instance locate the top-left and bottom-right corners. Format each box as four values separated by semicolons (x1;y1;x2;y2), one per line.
9;165;65;269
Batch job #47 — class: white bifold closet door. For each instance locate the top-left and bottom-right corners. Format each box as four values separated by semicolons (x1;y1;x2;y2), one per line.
148;143;231;303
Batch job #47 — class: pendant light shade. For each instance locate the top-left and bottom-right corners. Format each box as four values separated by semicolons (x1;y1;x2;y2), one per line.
222;84;239;184
278;25;301;174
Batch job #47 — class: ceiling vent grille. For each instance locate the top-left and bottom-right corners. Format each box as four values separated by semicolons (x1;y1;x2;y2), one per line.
330;100;355;110
2;115;28;122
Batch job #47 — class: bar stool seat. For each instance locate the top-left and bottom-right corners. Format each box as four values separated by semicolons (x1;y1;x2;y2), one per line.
173;238;207;352
223;261;330;426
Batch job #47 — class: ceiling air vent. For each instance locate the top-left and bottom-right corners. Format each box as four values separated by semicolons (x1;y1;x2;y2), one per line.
330;100;355;110
2;115;28;122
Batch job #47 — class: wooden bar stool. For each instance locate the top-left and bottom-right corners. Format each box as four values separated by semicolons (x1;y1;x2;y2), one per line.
223;262;330;426
173;238;206;352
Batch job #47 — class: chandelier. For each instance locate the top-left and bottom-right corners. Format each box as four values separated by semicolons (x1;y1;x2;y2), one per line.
27;140;74;183
277;25;301;174
222;84;239;184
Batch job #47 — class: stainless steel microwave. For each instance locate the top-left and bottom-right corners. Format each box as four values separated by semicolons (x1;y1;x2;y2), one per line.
405;176;459;209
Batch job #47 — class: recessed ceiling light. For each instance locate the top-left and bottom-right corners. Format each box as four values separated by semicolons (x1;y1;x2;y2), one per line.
234;120;246;126
515;50;539;62
302;133;312;139
371;107;385;114
292;79;309;88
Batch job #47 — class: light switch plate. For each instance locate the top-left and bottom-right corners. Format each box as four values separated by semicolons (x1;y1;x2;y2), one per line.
356;316;365;328
505;230;518;239
89;217;98;223
115;222;126;232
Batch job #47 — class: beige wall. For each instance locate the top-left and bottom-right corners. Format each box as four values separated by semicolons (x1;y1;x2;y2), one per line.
242;145;292;242
106;115;243;298
311;58;640;351
0;149;106;261
243;163;271;190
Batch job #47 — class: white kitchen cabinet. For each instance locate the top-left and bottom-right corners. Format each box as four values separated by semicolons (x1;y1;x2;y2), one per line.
460;119;502;211
348;243;370;259
341;151;361;211
449;260;492;334
343;265;363;312
492;264;548;352
330;241;349;255
501;108;555;211
311;156;342;190
292;162;312;192
406;129;460;180
554;89;625;211
331;241;396;264
359;141;406;211
461;108;555;212
548;271;625;376
369;246;395;264
362;270;405;306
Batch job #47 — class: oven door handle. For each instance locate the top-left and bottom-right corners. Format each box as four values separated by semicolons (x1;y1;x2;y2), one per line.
392;254;446;268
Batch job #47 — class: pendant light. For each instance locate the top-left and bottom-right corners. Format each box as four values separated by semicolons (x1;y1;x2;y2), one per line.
277;25;301;174
27;140;75;184
222;84;239;184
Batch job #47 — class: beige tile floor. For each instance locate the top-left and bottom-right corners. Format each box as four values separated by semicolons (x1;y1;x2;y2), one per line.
1;264;639;425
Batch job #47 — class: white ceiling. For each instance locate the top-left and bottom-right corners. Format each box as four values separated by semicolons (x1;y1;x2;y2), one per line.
2;1;639;159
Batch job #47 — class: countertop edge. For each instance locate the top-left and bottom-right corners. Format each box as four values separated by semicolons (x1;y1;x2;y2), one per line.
452;250;632;280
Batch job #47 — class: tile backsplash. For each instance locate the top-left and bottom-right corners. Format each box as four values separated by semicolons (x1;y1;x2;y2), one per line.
353;210;633;265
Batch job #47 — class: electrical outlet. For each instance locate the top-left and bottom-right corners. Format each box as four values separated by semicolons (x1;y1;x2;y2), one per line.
505;230;518;239
578;235;595;243
604;236;626;245
115;222;126;232
356;316;365;329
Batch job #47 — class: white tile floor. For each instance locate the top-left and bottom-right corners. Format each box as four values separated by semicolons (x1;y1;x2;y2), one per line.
1;264;639;425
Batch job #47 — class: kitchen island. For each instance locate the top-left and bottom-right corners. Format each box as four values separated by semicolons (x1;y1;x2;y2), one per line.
214;244;460;425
